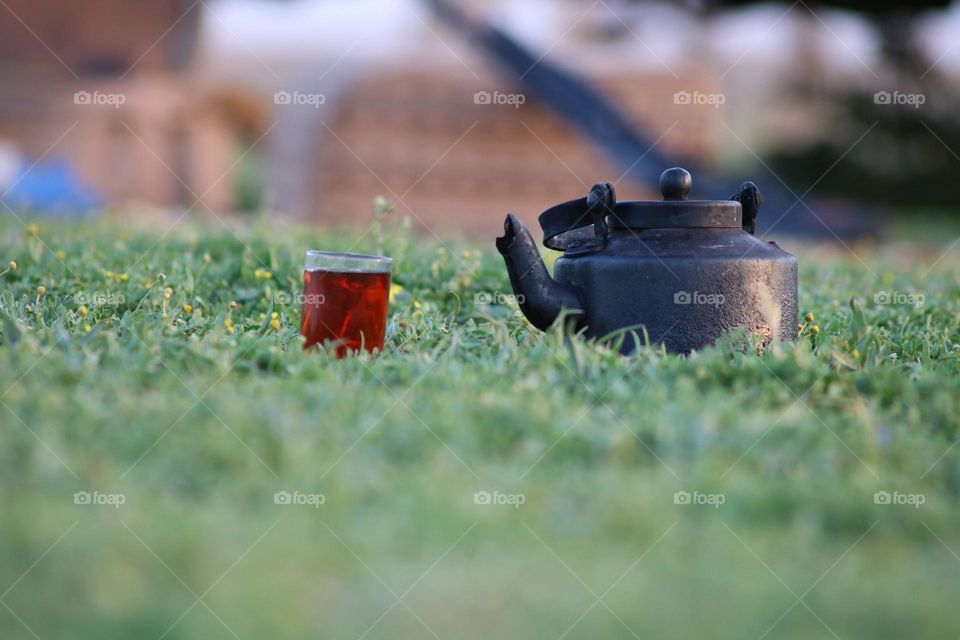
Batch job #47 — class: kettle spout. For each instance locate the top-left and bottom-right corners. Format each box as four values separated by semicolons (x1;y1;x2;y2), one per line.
496;214;583;331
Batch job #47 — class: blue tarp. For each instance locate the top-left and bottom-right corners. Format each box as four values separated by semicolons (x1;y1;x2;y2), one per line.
1;157;102;216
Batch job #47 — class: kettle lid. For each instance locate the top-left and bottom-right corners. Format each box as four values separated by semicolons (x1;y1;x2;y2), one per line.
538;168;754;253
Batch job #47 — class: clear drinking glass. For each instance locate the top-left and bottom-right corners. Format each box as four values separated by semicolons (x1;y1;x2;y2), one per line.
300;250;392;357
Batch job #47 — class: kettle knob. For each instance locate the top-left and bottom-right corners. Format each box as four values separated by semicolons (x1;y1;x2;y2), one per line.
660;167;692;201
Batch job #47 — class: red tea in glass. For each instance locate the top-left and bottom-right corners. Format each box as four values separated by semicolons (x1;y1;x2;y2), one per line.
300;250;392;357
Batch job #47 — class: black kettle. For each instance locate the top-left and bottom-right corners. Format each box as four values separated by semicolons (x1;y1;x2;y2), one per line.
495;168;798;353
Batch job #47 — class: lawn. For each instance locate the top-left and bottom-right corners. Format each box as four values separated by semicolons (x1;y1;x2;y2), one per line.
1;214;959;639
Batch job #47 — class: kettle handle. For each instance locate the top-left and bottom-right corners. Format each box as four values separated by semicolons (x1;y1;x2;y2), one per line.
538;182;615;254
730;181;762;235
540;179;762;245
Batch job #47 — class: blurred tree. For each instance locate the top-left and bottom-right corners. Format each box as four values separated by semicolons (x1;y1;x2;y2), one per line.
701;0;958;208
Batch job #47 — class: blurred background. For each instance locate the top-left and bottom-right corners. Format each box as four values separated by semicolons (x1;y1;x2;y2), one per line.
1;0;959;237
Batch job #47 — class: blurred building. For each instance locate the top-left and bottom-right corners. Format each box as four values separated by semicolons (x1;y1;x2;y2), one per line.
0;0;725;230
6;0;950;231
206;0;725;234
0;0;238;213
296;61;719;235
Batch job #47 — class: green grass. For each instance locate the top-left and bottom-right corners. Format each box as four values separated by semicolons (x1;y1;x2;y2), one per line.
1;215;960;639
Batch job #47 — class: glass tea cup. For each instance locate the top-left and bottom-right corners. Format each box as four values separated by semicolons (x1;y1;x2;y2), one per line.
300;250;392;357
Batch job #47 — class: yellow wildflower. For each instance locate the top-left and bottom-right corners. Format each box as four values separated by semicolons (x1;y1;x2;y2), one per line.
120;273;129;282
389;283;404;303
36;285;46;296
271;311;279;319
78;305;89;317
7;260;16;271
804;312;814;322
810;325;820;335
269;318;281;331
182;304;193;314
83;324;92;333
